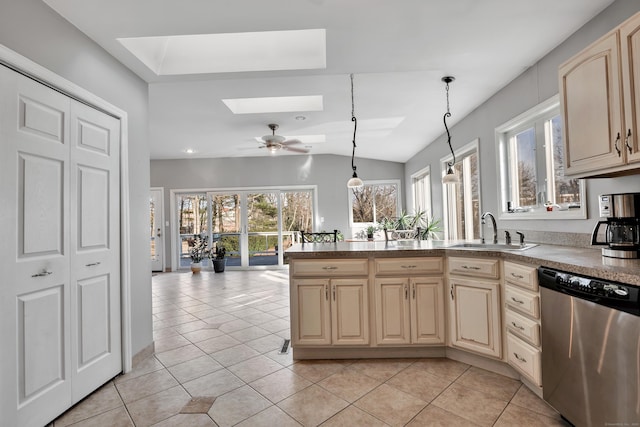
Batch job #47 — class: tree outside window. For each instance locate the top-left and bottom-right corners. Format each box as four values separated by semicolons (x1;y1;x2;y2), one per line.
349;181;400;226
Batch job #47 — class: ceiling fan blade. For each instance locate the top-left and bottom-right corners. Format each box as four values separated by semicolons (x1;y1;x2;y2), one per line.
281;139;302;146
283;145;309;153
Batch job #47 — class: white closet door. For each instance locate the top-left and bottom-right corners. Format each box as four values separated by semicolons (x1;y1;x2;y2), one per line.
69;101;121;401
0;66;72;427
0;66;122;427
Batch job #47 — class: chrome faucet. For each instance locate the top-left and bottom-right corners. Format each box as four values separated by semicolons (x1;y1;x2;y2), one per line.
481;212;498;244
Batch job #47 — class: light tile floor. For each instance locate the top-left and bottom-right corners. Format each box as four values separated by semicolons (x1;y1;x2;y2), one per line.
53;270;569;426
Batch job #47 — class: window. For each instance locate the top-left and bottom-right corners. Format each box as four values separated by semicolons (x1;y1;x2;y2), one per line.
411;166;432;216
442;140;481;240
349;180;400;226
496;95;585;219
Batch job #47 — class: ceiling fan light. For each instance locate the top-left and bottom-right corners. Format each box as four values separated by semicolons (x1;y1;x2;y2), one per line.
347;174;364;188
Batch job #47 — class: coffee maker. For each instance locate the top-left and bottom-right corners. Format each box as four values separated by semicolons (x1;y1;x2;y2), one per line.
591;193;640;259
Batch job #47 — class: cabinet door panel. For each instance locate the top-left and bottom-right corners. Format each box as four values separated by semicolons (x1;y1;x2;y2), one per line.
292;279;331;345
450;278;501;358
410;277;445;345
331;279;369;345
621;13;640;164
374;278;410;345
560;31;624;175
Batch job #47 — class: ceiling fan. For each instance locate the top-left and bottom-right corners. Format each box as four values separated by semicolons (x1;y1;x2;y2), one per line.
259;124;309;154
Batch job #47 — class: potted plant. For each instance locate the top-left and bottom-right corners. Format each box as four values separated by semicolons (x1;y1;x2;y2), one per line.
189;234;208;274
211;244;227;273
366;225;377;241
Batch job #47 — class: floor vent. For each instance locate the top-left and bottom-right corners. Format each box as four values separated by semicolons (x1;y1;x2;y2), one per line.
279;339;291;354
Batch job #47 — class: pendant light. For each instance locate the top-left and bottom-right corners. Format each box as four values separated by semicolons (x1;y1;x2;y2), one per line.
347;73;364;188
441;76;460;184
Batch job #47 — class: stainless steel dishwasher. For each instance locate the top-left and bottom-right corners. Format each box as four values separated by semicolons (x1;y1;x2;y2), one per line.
538;267;640;427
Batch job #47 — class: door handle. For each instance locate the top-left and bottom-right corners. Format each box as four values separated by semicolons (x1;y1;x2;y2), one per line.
85;262;101;267
412;284;416;299
614;132;621;156
32;270;53;277
626;129;633;154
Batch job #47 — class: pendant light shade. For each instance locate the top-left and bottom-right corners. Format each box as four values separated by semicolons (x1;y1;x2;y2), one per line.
441;76;460;184
347;74;364;188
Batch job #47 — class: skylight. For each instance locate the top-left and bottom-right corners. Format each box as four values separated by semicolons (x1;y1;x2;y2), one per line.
118;29;326;76
223;95;324;115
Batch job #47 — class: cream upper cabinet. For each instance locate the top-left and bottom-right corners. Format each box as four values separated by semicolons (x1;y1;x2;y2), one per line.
449;277;501;358
559;31;624;175
560;11;640;177
621;12;640;164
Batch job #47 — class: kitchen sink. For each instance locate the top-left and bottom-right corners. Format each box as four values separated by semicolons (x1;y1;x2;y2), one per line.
448;242;538;251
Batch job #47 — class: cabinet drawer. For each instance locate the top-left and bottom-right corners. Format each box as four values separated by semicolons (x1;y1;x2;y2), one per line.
507;332;542;386
375;257;443;275
505;286;540;319
448;257;500;279
505;309;540;346
291;259;368;277
504;262;538;291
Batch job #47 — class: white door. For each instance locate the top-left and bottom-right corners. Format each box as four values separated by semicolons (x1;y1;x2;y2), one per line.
0;66;121;426
69;101;121;401
150;188;164;272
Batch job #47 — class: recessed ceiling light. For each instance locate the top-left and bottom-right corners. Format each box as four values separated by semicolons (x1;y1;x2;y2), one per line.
295;115;307;121
184;148;195;154
118;29;326;76
223;96;323;115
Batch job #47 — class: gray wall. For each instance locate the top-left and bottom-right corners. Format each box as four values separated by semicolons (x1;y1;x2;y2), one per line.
405;0;640;237
151;154;404;267
0;1;152;357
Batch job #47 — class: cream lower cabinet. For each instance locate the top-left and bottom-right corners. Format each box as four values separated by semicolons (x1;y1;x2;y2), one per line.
373;257;445;346
448;257;501;358
374;276;445;345
504;261;542;386
292;278;369;346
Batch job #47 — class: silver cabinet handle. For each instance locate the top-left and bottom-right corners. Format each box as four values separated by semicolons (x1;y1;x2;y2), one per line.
325;285;328;300
625;129;633;154
511;321;525;331
322;266;338;270
511;297;525;304
86;262;101;267
514;352;527;363
332;285;336;301
461;265;480;270
401;265;417;269
32;270;52;277
450;285;454;300
412;284;416;299
614;132;621;156
510;272;524;279
404;285;408;300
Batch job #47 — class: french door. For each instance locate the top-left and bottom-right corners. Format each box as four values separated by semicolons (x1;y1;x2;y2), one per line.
175;188;314;269
210;192;281;268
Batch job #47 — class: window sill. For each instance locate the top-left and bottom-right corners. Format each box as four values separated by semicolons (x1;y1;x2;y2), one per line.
499;208;586;220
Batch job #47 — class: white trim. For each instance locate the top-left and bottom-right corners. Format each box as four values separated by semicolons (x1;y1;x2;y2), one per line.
0;44;134;373
150;187;165;272
494;94;587;220
440;139;482;240
410;165;432;216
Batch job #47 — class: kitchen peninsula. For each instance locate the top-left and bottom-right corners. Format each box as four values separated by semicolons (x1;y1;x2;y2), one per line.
285;240;640;387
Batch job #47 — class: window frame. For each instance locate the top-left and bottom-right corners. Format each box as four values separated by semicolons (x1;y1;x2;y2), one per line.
411;166;432;217
348;179;402;227
441;139;482;241
495;95;586;220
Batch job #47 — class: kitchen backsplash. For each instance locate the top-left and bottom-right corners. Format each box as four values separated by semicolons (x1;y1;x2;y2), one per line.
497;229;592;248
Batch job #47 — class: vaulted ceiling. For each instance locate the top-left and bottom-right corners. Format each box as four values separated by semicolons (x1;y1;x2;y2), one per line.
44;0;614;162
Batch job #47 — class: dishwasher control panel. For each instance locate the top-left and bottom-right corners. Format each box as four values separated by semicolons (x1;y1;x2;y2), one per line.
538;267;640;316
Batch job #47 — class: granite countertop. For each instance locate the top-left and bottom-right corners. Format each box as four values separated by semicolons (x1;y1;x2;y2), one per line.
285;240;640;286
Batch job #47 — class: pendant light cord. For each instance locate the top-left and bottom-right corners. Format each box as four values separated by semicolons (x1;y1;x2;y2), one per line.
350;73;358;176
443;79;456;168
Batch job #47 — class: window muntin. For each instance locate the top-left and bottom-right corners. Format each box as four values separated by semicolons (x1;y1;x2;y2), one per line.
496;95;585;219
